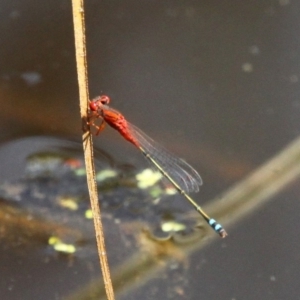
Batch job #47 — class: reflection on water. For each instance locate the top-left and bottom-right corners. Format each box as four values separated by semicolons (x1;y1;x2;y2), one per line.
0;136;212;300
1;133;300;300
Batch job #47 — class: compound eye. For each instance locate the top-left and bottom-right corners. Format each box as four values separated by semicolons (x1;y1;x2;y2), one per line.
89;101;98;111
100;95;110;105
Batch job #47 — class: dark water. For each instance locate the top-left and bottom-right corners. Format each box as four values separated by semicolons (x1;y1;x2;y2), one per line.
1;0;300;299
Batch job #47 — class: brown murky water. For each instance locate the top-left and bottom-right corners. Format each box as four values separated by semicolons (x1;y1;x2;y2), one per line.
1;1;300;299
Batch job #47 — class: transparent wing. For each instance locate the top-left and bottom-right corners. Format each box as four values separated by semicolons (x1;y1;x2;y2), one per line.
127;123;203;193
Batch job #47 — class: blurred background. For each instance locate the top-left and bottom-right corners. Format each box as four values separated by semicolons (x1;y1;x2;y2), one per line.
0;0;300;299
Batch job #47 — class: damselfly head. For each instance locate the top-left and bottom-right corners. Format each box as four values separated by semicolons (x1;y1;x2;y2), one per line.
89;95;110;111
